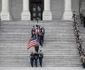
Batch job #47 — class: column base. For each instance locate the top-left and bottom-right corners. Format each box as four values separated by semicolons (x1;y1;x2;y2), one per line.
62;11;73;20
1;11;11;20
21;11;30;20
43;11;52;20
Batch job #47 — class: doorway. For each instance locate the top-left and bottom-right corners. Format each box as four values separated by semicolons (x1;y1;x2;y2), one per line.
30;0;44;21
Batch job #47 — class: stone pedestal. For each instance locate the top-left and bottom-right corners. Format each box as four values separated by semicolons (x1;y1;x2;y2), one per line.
1;0;11;20
43;0;52;20
21;0;30;20
63;0;73;20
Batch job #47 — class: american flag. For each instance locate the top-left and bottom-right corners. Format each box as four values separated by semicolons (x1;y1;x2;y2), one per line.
27;36;38;50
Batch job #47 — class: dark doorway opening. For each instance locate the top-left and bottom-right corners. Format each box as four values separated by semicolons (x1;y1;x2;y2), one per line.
29;0;44;21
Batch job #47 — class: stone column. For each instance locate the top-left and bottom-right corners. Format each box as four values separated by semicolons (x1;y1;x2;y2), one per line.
1;0;11;20
43;0;52;20
62;0;73;20
21;0;30;20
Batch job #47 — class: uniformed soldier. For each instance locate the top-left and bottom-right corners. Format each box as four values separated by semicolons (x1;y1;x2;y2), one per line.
34;52;39;67
38;50;43;67
30;52;34;67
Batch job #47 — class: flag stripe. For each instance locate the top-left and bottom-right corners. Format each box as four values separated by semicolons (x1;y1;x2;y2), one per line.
28;42;36;46
28;40;37;46
27;36;38;49
29;43;36;46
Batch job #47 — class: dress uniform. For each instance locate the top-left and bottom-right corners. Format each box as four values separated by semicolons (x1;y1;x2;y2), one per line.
30;52;34;67
39;50;43;67
34;52;39;67
35;45;39;53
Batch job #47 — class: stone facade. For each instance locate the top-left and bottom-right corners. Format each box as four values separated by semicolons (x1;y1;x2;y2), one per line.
0;0;79;20
51;0;64;20
9;0;22;21
80;0;85;15
72;0;79;13
0;0;1;16
51;0;79;20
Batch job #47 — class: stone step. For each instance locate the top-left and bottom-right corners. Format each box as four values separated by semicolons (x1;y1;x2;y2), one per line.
1;21;73;24
0;67;84;70
0;46;78;50
0;49;78;55
0;32;74;35
0;30;74;33
0;21;81;67
0;45;77;50
0;55;80;62
0;55;81;67
0;26;73;30
0;39;75;42
0;40;76;44
0;37;75;40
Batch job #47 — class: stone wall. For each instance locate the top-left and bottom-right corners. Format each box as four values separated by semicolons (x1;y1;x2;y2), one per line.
51;0;64;20
80;0;85;15
9;0;22;21
7;0;79;20
72;0;79;14
51;0;79;20
0;0;1;14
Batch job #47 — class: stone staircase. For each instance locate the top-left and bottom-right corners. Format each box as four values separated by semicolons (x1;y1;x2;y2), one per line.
0;20;82;67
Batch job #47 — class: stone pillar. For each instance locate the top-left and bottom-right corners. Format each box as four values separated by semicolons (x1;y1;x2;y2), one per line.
1;0;11;20
21;0;30;20
62;0;73;20
43;0;52;20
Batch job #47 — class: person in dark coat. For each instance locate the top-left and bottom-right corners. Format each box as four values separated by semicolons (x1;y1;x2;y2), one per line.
83;16;85;27
35;25;40;42
31;32;35;38
30;52;35;67
31;26;35;38
34;52;39;67
72;11;76;23
80;13;84;24
38;50;43;67
35;45;39;53
40;27;45;46
81;54;85;68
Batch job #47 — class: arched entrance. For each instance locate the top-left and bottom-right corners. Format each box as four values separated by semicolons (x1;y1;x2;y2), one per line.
29;0;44;21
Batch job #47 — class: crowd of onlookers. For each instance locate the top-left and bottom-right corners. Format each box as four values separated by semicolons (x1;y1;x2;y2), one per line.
73;13;85;68
29;24;45;67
